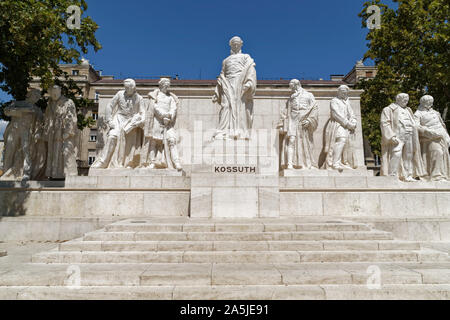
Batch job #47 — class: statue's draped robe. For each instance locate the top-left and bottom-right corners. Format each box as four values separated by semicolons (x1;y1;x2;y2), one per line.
380;103;425;179
323;97;358;169
214;53;257;139
1;102;45;180
142;89;179;169
44;97;78;179
280;90;319;169
100;91;145;168
415;107;450;180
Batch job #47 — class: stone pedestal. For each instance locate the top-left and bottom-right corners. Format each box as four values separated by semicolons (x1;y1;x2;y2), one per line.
88;168;185;177
190;138;280;219
282;168;374;177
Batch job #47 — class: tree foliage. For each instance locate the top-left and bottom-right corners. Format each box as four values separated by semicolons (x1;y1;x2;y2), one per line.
0;0;101;128
358;0;449;156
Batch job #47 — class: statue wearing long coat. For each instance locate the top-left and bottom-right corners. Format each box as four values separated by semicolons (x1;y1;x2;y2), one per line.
380;103;425;179
44;96;78;179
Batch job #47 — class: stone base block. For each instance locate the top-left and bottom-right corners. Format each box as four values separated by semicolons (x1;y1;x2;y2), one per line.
190;172;280;219
88;168;185;177
282;168;374;177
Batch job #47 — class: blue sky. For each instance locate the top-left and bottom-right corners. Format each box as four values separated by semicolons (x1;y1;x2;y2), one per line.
0;0;396;132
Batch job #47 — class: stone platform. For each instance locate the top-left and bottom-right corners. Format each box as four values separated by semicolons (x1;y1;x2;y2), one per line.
88;168;185;177
0;217;449;300
282;168;374;177
1;175;449;218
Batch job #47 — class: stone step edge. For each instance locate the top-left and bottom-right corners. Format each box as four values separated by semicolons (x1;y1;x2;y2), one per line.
1;284;449;300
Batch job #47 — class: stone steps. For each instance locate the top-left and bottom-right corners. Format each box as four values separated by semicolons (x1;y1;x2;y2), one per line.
2;262;450;287
58;240;422;252
105;223;371;233
31;249;447;264
3;218;449;299
83;231;394;241
1;284;449;300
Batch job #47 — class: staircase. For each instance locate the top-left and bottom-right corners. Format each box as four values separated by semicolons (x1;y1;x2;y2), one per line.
1;217;449;299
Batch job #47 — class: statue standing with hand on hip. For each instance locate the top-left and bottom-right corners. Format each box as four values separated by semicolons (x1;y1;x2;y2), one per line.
142;78;182;171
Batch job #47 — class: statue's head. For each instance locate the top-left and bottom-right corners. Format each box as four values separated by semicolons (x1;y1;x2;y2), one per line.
124;79;136;96
337;85;350;100
395;93;409;108
26;88;41;104
289;79;302;92
229;36;243;54
159;78;171;93
49;85;62;101
419;95;434;110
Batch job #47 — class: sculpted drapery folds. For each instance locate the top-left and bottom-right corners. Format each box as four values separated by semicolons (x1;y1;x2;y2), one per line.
323;85;358;170
213;36;257;140
141;78;182;171
1;89;45;181
279;79;319;170
380;93;425;182
44;85;78;179
414;95;450;181
92;79;145;169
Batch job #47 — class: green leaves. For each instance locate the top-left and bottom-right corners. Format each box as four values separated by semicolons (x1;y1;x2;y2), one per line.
0;0;101;126
358;0;450;156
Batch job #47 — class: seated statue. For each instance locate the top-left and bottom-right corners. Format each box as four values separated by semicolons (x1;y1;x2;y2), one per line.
414;95;450;181
380;93;425;181
323;85;358;170
1;89;44;181
92;79;145;169
141;78;182;171
44;85;78;179
279;79;318;170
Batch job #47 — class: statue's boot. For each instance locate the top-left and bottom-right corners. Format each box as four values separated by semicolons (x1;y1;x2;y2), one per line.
169;144;182;171
331;141;346;169
287;145;295;170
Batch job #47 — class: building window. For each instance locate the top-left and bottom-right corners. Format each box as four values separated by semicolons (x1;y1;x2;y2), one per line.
95;92;99;101
366;71;373;77
88;156;96;165
89;130;97;142
72;70;79;76
92;112;98;121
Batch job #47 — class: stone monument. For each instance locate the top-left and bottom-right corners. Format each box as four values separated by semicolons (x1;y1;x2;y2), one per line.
213;36;257;140
141;78;182;171
92;79;145;169
415;95;450;181
380;93;425;181
0;89;45;181
44;85;78;179
322;85;358;170
279;79;318;170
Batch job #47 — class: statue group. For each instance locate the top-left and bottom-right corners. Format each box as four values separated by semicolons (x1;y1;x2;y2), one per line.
1;85;78;181
381;93;450;182
1;35;449;182
91;77;182;171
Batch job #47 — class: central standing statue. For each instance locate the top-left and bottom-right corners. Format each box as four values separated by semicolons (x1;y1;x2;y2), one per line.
213;36;257;140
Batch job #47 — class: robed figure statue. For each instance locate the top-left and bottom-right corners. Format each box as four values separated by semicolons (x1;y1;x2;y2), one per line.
213;36;257;140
